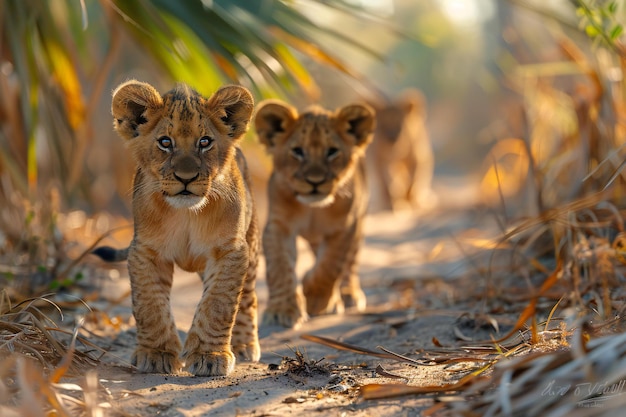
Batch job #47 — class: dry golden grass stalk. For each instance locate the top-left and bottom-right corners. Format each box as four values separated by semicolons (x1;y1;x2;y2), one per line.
0;291;108;416
441;328;626;417
301;334;401;360
0;183;132;300
0;292;99;374
0;345;108;416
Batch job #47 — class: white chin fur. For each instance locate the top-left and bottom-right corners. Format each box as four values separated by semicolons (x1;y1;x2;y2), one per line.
296;194;335;208
165;195;208;212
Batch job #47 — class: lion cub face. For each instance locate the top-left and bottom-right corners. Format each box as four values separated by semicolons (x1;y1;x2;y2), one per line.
255;101;375;207
111;81;253;211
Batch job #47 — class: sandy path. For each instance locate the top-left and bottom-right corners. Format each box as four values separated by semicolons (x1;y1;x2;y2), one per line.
93;178;495;416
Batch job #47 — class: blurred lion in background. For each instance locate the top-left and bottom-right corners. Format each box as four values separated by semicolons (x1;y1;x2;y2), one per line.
367;89;437;212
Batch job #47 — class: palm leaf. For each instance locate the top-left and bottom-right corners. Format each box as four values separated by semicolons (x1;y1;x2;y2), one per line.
110;0;390;95
0;0;395;292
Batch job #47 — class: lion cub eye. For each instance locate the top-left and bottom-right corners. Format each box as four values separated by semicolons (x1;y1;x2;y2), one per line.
198;135;214;151
157;136;173;151
327;147;340;160
291;147;305;160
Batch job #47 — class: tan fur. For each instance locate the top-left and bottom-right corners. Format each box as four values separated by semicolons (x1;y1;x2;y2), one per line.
255;100;375;328
110;80;259;376
367;89;437;212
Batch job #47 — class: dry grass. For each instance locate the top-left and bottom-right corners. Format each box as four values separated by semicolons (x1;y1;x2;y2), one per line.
339;192;626;412
0;187;132;301
280;346;331;377
442;328;626;416
0;291;108;416
0;3;624;416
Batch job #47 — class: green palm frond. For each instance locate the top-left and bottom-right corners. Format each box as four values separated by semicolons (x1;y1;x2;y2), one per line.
107;0;390;96
0;0;397;285
0;0;393;205
0;0;404;296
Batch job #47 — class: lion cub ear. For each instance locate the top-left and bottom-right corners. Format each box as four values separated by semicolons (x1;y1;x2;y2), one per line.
111;80;163;141
207;85;254;139
254;100;298;148
398;88;426;117
335;104;376;148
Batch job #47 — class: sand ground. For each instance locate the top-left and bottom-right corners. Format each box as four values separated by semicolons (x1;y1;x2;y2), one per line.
84;178;502;417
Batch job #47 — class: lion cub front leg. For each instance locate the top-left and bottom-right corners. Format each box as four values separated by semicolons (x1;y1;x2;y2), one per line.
231;215;261;362
339;262;367;312
231;271;260;362
303;226;365;316
337;223;366;311
262;223;308;328
182;244;248;376
128;248;182;374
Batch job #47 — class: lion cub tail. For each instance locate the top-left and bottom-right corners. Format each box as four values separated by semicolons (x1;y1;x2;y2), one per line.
92;246;129;263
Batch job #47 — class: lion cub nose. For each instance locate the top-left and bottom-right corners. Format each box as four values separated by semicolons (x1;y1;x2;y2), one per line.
173;155;200;185
174;171;199;185
305;174;325;186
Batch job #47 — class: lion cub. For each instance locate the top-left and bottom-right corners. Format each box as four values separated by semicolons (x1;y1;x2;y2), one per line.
367;89;436;212
255;100;375;328
98;80;260;376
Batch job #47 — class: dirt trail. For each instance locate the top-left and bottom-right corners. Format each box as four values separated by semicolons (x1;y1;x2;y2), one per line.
93;179;497;416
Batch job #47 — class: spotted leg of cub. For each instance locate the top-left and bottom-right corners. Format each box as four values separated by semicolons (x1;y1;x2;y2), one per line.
128;249;182;374
182;243;248;376
338;239;367;312
231;215;261;362
303;225;362;316
231;284;260;362
261;223;308;328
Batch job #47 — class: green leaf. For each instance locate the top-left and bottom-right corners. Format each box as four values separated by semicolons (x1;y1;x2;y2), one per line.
610;24;623;40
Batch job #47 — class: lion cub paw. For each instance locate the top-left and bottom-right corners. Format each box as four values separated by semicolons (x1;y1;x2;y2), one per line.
262;299;307;329
303;277;342;316
305;291;342;316
183;350;235;376
341;286;367;312
262;288;307;328
262;304;308;328
132;347;182;374
232;341;261;362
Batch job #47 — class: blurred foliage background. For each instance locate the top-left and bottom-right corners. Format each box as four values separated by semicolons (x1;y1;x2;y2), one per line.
0;0;625;294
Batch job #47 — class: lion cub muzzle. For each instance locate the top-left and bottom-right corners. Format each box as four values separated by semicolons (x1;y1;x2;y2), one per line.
171;154;201;187
163;153;207;209
297;164;335;206
303;165;327;187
